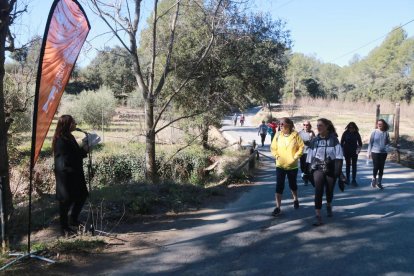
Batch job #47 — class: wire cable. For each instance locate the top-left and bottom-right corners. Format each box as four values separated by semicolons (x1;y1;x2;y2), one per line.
329;18;414;64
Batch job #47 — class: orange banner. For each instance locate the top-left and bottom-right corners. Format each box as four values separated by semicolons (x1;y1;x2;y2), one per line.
32;0;90;166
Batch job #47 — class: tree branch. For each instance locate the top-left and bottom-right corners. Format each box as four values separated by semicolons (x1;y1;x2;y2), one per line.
152;0;224;131
148;0;159;95
155;110;205;134
156;132;203;174
153;1;180;98
90;0;133;55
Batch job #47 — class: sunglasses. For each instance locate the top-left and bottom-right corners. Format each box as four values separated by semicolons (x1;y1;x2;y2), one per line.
316;124;324;127
303;124;310;126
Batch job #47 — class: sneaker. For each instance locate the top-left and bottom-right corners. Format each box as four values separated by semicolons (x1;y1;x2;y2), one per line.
272;207;281;217
302;173;309;185
377;182;384;190
313;215;323;226
371;178;377;188
327;206;333;217
293;200;299;209
351;179;358;187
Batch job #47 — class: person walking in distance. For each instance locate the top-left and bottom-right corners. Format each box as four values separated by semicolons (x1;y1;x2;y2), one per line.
258;120;268;147
367;119;391;189
240;113;245;126
298;120;315;185
267;118;278;142
306;118;343;226
232;113;238;126
53;115;89;235
270;117;304;216
340;122;362;187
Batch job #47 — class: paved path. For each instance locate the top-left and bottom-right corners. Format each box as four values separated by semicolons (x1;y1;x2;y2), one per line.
112;107;414;275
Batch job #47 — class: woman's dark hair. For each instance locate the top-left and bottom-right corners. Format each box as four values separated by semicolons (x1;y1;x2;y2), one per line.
52;115;74;152
317;118;337;137
280;117;295;132
345;122;359;132
376;119;389;131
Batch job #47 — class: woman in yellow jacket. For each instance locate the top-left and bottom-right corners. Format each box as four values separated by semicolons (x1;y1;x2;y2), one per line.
270;117;304;216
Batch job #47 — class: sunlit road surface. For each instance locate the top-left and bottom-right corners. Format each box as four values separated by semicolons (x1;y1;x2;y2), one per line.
112;107;414;276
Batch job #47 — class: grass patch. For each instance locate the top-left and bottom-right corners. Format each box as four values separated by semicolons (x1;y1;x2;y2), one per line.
52;238;106;253
90;181;223;216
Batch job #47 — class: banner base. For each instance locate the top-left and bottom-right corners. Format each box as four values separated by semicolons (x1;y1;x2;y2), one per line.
0;251;55;271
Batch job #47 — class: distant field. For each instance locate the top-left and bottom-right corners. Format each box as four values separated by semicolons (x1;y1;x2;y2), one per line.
15;107;187;153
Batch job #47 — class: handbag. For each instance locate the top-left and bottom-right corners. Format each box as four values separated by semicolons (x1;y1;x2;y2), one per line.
338;172;346;192
310;157;332;174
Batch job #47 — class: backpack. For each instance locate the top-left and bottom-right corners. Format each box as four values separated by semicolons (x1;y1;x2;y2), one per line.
267;127;274;135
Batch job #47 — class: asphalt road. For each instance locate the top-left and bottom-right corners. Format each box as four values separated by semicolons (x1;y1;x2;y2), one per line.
112;107;414;276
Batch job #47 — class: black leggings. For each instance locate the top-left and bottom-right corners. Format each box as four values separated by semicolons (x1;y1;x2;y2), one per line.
371;152;387;179
344;155;358;180
260;134;267;146
276;167;298;194
313;169;336;209
300;154;308;173
59;196;86;229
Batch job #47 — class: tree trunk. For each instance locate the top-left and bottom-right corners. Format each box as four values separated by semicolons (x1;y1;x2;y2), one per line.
145;96;156;182
0;9;13;247
201;118;209;149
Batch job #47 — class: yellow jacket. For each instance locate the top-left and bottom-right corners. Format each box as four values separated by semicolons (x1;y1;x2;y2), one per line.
270;130;304;170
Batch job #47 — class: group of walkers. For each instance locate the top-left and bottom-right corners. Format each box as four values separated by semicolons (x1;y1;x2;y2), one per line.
268;117;392;226
257;118;279;147
232;113;245;127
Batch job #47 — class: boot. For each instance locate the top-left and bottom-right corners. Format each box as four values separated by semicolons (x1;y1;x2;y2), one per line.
377;175;384;189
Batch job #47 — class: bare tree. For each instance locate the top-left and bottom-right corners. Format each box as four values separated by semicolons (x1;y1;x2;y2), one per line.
0;0;28;247
88;0;226;182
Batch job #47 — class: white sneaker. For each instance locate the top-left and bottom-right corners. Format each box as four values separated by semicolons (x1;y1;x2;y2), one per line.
371;178;377;188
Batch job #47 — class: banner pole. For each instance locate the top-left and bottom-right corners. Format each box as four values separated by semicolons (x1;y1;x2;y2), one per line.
0;176;6;252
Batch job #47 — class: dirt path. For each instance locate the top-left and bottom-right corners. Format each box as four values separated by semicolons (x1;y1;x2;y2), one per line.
5;107;414;275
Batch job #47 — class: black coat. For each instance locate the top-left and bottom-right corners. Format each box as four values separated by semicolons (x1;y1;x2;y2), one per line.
54;135;88;201
340;131;362;158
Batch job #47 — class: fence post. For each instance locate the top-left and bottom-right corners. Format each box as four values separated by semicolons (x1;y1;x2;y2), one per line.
251;139;259;160
395;103;400;163
375;104;380;128
249;148;255;169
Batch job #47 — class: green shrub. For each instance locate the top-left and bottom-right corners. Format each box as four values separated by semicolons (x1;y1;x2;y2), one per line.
91;144;210;186
62;86;116;128
127;90;144;108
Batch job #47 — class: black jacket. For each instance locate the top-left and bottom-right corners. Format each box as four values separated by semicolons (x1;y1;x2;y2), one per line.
54;135;88;201
340;131;362;158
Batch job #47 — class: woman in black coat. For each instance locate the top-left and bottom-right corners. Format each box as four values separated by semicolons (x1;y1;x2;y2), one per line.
52;115;88;234
340;122;362;186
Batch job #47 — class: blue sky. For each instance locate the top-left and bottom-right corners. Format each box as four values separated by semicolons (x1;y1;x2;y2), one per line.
11;0;414;67
253;0;414;66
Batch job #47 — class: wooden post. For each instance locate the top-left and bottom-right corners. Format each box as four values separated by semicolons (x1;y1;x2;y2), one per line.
375;104;380;128
249;148;255;169
395;103;400;163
